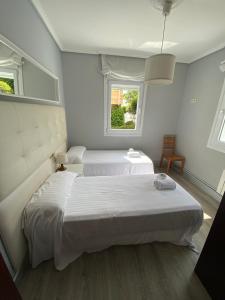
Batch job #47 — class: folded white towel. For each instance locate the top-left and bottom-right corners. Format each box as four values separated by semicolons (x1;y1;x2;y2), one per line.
127;151;141;158
154;176;176;190
156;173;167;180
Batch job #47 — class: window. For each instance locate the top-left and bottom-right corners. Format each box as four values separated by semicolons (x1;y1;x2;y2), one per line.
208;78;225;153
0;68;19;95
104;79;145;136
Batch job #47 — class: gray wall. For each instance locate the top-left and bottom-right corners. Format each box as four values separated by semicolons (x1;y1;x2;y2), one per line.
0;0;64;102
62;52;188;161
176;48;225;189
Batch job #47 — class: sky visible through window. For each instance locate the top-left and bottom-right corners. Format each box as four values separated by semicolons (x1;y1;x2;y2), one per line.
111;85;139;130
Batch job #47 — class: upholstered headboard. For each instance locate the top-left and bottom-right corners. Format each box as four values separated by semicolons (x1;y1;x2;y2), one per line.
0;100;67;274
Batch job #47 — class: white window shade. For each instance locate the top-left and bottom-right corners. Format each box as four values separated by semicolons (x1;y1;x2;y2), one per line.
101;55;145;81
0;43;23;67
0;53;23;67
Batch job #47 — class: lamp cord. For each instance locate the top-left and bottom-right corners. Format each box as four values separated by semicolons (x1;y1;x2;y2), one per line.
160;14;167;53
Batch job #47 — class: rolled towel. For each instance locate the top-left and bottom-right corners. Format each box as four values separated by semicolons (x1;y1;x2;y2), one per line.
154;176;176;190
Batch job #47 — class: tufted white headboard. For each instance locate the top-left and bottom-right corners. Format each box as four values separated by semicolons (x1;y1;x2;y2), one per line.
0;100;67;274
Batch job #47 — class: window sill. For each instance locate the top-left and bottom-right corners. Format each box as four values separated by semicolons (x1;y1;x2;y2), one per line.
104;129;142;137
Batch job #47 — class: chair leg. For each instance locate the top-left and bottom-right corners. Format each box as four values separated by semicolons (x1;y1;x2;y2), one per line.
159;155;164;168
166;159;172;173
180;159;185;175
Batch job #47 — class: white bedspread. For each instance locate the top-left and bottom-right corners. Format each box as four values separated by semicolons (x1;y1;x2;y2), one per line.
24;173;203;270
82;150;154;176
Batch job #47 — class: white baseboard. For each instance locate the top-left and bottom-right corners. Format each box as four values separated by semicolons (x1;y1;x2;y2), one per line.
174;166;222;204
154;160;222;206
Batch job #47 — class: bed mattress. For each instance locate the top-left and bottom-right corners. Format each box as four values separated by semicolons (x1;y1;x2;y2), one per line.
82;150;154;176
24;173;203;270
61;174;202;269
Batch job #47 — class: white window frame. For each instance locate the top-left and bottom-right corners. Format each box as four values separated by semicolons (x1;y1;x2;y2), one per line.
104;78;146;136
208;78;225;153
0;66;24;96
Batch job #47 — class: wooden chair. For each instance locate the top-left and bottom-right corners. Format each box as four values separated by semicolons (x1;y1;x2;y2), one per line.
159;135;185;174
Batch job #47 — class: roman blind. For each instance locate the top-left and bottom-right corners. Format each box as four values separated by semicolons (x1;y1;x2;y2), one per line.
101;54;145;81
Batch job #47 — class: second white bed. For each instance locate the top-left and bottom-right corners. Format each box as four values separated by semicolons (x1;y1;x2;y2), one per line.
67;148;154;176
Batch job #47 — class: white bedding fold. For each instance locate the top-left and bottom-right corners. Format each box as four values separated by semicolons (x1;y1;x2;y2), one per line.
23;172;77;267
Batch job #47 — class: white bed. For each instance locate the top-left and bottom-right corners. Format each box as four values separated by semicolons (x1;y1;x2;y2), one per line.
23;172;203;271
67;147;154;176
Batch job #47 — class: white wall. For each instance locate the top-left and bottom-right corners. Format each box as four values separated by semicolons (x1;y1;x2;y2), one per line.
0;0;64;102
176;48;225;189
62;52;187;161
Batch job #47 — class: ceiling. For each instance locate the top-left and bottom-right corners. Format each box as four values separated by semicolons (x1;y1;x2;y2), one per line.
32;0;225;63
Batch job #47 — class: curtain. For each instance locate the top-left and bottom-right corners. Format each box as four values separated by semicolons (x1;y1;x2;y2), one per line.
101;54;145;81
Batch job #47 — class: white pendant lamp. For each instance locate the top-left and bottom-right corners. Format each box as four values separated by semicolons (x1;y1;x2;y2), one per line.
145;0;181;85
145;53;176;85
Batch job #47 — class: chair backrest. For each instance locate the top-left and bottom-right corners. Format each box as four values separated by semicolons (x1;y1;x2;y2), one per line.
162;135;176;156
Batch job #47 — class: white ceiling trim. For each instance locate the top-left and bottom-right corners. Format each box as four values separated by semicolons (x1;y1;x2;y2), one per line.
31;0;63;50
62;49;154;60
60;47;225;64
190;42;225;64
63;48;181;64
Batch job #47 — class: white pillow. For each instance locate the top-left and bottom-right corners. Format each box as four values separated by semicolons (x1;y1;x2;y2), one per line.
67;146;86;163
24;171;78;213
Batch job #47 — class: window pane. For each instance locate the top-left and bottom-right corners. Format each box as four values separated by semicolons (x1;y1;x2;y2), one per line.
111;85;139;130
0;72;15;95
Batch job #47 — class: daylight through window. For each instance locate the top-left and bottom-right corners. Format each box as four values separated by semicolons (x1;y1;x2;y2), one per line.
111;85;139;130
208;78;225;153
105;80;145;136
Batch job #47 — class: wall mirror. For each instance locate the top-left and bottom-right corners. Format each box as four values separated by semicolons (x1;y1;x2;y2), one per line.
0;35;60;103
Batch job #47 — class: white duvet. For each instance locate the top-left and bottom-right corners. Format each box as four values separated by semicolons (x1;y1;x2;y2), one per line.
82;150;154;176
23;172;203;270
67;147;154;176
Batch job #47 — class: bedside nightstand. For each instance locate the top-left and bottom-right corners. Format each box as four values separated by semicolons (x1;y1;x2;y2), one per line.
64;164;83;176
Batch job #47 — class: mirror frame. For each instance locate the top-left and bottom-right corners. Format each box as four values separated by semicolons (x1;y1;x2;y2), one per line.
0;33;61;106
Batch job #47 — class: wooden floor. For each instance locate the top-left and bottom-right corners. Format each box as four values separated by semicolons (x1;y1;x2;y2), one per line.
18;171;218;300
